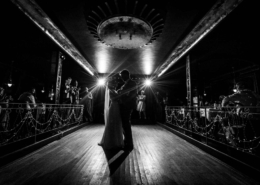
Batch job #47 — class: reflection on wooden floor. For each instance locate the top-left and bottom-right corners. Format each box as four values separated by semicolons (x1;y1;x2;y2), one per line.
0;124;258;185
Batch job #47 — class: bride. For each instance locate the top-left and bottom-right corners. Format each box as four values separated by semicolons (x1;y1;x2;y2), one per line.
99;80;124;149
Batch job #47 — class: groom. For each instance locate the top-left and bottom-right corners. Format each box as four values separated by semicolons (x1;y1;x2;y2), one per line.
118;69;137;150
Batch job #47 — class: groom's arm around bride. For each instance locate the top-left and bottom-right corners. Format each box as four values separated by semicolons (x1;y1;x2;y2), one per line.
117;70;137;150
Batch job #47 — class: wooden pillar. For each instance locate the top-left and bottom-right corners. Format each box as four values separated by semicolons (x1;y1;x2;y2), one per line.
55;52;63;104
186;55;191;107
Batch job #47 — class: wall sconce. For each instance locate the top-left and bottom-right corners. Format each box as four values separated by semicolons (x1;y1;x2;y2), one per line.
41;86;45;93
60;54;66;60
7;78;12;87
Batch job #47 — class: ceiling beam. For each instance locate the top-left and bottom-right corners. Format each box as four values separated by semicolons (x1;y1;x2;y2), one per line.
154;0;244;78
10;0;98;77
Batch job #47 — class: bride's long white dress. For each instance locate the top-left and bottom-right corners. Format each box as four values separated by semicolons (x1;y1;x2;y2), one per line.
100;86;124;149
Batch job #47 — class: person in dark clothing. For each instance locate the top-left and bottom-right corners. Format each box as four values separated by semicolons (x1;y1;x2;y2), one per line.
222;82;259;107
80;87;93;123
117;69;137;150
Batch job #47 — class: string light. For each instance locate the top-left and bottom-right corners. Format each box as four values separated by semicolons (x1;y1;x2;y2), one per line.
165;106;260;154
0;104;83;146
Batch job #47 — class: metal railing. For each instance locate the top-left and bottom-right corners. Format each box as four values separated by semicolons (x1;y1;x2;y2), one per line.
165;106;260;156
0;103;83;150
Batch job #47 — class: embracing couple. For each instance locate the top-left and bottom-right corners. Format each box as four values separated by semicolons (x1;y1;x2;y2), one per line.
98;70;137;151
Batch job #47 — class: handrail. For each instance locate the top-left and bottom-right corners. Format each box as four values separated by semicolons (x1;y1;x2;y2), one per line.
164;106;260;156
0;103;84;151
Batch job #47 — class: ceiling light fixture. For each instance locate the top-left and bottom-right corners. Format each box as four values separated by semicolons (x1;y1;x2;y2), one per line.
85;0;165;49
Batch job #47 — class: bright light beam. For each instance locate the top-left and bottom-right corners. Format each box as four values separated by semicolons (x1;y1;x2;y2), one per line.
144;79;152;86
142;47;154;75
97;78;106;86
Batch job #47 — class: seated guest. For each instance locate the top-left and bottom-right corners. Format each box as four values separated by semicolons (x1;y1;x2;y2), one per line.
221;82;260;144
222;82;259;107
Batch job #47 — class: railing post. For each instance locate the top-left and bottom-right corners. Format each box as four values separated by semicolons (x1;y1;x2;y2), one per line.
205;107;207;145
35;108;37;143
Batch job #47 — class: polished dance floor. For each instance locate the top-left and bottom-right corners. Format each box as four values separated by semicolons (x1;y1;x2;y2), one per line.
0;124;258;185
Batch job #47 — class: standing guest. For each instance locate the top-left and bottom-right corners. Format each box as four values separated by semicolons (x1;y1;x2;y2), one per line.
63;77;72;104
1;87;14;130
0;87;8;130
72;80;81;104
0;87;6;103
162;92;169;122
163;92;169;106
17;87;37;137
18;87;37;110
80;87;93;122
155;91;163;122
31;88;38;103
136;90;146;119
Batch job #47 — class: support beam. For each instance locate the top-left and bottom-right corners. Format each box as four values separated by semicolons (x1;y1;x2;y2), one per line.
186;55;191;107
10;0;98;77
155;0;243;78
55;52;63;104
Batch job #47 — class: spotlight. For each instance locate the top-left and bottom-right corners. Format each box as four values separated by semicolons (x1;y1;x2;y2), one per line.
144;79;152;86
97;78;106;86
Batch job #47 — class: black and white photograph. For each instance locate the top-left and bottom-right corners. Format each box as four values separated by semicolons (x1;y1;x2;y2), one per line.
0;0;259;184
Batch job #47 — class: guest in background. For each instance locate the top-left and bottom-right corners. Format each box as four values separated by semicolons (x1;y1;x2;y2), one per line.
222;82;259;107
137;90;146;119
48;87;55;103
18;87;37;110
163;93;169;107
63;77;72;104
0;87;9;130
72;80;81;104
0;86;6;104
162;92;169;122
31;88;38;103
80;87;93;123
155;91;163;122
0;86;14;130
221;82;260;143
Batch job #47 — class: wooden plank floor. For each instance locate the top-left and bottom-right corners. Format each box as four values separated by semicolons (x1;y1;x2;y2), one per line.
0;124;259;185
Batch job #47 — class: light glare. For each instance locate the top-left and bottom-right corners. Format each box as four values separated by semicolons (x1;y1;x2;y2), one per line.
97;78;106;86
142;47;154;75
144;79;152;86
96;47;109;73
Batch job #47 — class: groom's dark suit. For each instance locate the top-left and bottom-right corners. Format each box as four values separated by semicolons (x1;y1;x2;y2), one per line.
118;78;137;148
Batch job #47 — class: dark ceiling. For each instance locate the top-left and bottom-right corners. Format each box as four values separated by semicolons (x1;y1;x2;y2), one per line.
32;0;218;76
2;0;259;98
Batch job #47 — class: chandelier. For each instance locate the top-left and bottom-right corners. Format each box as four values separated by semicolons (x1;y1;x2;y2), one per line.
84;0;165;49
